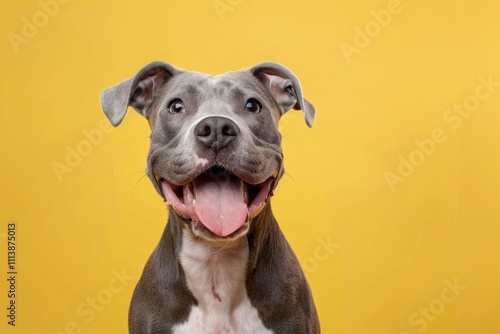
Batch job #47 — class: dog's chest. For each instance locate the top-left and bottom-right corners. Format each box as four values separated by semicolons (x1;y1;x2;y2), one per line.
173;232;273;334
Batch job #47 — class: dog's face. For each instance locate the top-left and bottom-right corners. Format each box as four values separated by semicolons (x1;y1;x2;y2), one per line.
101;62;315;241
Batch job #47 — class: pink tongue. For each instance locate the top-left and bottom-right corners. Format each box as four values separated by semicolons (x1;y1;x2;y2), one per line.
192;173;248;237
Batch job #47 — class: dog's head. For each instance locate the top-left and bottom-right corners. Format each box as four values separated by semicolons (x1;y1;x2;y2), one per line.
100;62;315;241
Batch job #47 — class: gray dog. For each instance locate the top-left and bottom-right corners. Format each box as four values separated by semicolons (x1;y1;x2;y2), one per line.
100;61;319;334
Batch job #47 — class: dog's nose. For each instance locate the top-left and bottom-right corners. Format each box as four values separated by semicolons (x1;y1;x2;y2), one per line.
194;116;240;152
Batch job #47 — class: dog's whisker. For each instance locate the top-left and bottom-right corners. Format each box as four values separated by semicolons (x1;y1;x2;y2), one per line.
125;170;149;177
282;171;304;194
280;134;295;144
130;173;149;203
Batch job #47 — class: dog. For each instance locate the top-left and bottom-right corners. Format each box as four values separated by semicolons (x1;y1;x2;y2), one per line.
100;61;319;334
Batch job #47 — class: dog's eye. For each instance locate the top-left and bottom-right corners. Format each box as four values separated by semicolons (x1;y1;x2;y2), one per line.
245;98;262;113
168;99;185;114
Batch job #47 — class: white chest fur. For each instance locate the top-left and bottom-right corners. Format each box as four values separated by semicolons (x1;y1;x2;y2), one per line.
173;231;273;334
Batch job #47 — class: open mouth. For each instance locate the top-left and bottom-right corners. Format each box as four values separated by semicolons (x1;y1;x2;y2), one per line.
156;166;274;238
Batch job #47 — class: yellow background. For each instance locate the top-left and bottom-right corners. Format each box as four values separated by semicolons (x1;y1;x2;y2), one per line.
1;0;500;333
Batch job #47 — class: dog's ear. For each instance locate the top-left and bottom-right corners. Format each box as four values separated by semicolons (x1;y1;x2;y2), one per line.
100;62;179;127
250;62;315;127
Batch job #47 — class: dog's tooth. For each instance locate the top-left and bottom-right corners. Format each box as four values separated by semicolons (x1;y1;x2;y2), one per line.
243;184;249;204
184;184;195;206
248;202;266;219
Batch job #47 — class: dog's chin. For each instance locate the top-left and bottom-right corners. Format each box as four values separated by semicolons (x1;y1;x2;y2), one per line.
184;218;251;244
155;166;275;241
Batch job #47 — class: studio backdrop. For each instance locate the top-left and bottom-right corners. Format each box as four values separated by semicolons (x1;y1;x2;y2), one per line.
1;0;500;333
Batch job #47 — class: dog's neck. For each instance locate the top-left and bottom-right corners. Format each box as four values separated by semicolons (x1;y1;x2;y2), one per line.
165;203;279;306
175;227;278;333
179;230;249;312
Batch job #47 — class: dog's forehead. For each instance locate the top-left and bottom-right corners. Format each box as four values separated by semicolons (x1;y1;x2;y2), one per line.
169;70;257;95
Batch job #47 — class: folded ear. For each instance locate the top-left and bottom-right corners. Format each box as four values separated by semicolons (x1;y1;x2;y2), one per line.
250;62;315;127
100;61;179;127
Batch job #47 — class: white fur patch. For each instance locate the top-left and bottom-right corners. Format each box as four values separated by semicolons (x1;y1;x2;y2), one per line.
173;231;273;334
193;153;209;168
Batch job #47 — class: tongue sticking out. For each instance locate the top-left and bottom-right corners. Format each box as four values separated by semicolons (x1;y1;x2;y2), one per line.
190;172;248;237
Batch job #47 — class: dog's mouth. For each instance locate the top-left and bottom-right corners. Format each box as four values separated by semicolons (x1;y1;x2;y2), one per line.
156;166;274;238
